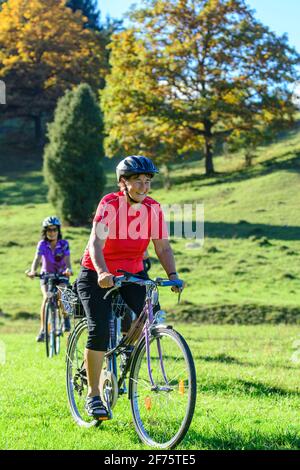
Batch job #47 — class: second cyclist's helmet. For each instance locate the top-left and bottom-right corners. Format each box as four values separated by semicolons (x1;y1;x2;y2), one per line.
116;155;159;182
42;216;61;228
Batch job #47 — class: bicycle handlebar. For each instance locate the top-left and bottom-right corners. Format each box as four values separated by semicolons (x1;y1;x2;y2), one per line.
103;270;184;300
114;269;183;287
25;270;69;283
113;275;183;289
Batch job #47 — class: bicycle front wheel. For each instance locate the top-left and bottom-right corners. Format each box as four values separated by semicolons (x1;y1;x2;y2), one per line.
129;326;196;449
66;318;99;428
45;301;55;358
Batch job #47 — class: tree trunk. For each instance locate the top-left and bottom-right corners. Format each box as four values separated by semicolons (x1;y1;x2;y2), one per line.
161;163;171;189
245;150;253;168
203;119;215;176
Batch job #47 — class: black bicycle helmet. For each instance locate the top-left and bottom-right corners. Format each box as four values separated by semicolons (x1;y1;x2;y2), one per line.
42;216;61;228
116;155;159;182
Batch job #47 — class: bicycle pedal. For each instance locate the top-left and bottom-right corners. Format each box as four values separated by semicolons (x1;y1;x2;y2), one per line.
97;412;112;421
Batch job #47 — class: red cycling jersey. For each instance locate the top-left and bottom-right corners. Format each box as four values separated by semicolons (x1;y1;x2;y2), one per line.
81;191;168;275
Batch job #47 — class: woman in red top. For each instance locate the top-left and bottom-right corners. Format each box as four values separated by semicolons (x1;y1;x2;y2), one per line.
77;155;183;419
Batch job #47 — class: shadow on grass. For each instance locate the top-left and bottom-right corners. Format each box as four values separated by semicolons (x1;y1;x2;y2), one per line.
195;354;299;371
198;379;300;398
171;152;300;188
197;354;251;366
168;220;300;241
0;172;47;205
205;221;300;241
184;428;300;450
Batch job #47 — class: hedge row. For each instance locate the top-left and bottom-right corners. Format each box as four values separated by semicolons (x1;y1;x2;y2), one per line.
168;301;300;324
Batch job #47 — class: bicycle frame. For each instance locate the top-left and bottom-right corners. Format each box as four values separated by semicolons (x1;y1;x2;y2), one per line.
66;272;196;448
104;275;183;397
34;272;69;357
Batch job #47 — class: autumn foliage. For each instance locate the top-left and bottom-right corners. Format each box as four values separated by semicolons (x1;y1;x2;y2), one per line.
102;0;300;174
0;0;106;140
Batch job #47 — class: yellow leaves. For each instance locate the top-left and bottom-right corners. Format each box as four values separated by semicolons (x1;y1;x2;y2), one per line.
0;0;104;70
223;89;244;106
261;110;276;124
0;0;105;115
1;54;19;68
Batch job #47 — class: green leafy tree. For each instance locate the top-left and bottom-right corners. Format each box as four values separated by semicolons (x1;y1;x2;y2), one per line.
44;83;106;225
227;93;296;167
102;0;300;175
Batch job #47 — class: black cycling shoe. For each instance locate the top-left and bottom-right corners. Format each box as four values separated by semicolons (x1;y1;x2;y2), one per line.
85;396;109;420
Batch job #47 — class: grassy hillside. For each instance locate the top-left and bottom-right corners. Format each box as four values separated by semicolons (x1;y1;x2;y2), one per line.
0;125;299;321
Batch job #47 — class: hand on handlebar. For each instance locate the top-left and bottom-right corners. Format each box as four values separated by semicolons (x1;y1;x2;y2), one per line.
168;274;185;293
62;268;73;277
98;272;114;289
25;269;36;279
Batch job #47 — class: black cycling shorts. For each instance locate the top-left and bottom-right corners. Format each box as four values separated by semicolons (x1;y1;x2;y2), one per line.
76;266;149;351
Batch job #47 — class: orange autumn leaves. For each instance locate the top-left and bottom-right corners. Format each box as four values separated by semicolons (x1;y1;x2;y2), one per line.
0;0;105;116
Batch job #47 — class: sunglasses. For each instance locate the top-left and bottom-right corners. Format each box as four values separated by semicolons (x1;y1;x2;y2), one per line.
47;227;58;232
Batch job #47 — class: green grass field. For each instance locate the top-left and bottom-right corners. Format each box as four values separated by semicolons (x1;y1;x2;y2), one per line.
1;321;300;450
0;122;300;449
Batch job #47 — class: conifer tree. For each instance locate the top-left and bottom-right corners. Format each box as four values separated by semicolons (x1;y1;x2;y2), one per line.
44;84;106;225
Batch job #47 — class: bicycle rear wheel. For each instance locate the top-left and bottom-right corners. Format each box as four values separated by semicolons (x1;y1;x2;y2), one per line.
55;309;63;356
129;326;196;449
45;301;55;358
66;318;99;428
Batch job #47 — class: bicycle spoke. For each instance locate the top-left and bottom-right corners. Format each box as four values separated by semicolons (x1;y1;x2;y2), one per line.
66;320;98;428
130;327;196;449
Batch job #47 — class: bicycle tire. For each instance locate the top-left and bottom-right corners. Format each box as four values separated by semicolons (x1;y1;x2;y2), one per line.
66;318;100;428
45;301;55;358
129;325;196;449
55;307;63;356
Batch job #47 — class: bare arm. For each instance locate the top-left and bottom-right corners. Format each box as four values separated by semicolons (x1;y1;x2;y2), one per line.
26;254;42;278
31;254;42;273
152;238;177;278
152;239;183;293
63;255;73;275
89;222;114;288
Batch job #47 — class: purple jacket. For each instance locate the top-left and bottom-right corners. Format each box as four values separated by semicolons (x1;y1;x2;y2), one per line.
37;239;70;274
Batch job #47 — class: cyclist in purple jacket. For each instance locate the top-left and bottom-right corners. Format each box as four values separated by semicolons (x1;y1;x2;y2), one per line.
26;216;73;342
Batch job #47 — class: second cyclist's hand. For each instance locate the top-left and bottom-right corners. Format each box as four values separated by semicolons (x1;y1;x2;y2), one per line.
62;268;73;277
98;272;114;289
25;270;36;279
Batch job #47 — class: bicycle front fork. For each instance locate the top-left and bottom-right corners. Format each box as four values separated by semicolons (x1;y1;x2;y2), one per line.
144;323;171;391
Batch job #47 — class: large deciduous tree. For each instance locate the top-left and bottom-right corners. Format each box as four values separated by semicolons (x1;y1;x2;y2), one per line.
43;83;106;225
102;0;300;175
0;0;106;143
66;0;100;30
